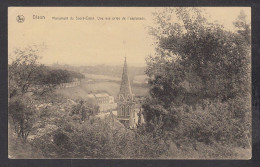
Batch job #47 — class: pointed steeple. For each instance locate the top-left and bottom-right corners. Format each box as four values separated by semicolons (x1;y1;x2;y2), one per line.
119;57;132;95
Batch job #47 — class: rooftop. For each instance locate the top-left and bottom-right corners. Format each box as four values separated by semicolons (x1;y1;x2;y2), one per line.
94;93;110;98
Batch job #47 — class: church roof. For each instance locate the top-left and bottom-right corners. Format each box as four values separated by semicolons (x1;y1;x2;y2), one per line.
119;57;132;95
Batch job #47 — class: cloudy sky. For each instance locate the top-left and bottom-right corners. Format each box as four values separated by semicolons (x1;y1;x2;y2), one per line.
8;7;250;66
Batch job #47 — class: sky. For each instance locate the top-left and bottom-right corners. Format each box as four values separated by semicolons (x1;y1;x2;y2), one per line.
8;7;251;66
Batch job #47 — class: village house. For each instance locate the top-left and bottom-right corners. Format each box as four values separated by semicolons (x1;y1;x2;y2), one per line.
86;93;117;112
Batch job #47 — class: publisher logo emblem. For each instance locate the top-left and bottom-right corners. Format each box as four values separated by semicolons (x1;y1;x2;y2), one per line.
16;15;25;23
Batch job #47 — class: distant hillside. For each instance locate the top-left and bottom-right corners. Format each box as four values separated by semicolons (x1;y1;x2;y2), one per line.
56;80;148;100
49;64;146;79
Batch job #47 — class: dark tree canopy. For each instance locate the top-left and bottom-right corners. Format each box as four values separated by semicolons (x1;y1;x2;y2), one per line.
143;8;251;146
8;45;85;142
146;8;251;108
9;46;85;98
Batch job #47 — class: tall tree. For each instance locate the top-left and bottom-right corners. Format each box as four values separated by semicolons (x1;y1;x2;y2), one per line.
144;8;251;129
8;45;48;97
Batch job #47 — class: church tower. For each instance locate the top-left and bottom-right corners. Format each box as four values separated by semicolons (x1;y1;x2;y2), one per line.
117;57;136;128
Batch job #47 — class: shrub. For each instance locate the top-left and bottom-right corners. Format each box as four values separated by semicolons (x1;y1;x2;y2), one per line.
9;96;36;141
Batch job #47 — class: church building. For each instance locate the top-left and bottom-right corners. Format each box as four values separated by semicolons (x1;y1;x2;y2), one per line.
117;57;138;128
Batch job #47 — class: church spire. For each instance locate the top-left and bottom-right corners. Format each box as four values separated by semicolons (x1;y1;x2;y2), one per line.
119;57;132;95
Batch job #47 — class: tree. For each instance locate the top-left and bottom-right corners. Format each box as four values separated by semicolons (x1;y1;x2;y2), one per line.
8;45;45;141
71;100;100;121
147;8;250;106
144;7;251;145
8;44;84;142
8;44;52;97
9;96;36;141
9;45;85;98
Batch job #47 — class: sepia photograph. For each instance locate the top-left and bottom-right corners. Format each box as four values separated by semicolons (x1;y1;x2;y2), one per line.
8;7;252;159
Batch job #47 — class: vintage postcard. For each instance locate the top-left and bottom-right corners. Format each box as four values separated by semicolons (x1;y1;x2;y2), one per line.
8;7;251;159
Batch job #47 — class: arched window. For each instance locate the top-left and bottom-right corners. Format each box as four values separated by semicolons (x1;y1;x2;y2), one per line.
126;106;130;116
121;106;124;116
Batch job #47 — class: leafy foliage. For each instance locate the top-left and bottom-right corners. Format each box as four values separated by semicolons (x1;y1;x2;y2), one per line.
144;8;251;148
147;8;250;106
9;46;85;98
8;45;85;142
9;96;36;141
70;100;100;121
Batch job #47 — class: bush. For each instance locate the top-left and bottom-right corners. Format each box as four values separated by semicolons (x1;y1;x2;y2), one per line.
172;98;251;148
30;112;171;158
9;96;36;141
